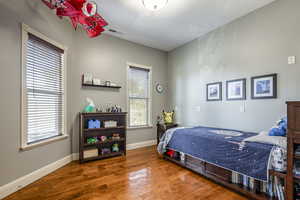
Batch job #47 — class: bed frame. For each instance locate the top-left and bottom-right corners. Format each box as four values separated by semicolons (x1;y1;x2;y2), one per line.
159;101;300;200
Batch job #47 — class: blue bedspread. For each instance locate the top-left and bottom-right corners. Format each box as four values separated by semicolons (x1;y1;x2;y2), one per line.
165;126;274;181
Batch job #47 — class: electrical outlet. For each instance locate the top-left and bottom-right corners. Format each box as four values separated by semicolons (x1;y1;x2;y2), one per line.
288;56;296;65
196;106;201;112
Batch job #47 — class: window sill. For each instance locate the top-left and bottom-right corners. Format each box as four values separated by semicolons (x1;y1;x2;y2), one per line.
20;135;68;151
127;125;153;130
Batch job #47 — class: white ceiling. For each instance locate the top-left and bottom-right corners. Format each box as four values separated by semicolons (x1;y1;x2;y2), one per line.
97;0;276;51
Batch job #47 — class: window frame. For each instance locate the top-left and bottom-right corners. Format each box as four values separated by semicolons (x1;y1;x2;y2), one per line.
127;62;152;129
21;24;68;150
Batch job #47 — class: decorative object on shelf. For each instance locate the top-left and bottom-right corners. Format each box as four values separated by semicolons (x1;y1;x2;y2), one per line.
93;78;101;86
105;81;111;86
83;72;93;84
99;136;107;142
112;144;119;152
106;105;122;113
112;133;120;140
84;97;95;112
101;148;111;155
41;0;108;38
87;137;98;144
207;82;222;101
156;83;164;94
162;110;174;124
88;119;101;129
104;120;117;128
251;74;277;99
226;78;246;101
81;74;122;89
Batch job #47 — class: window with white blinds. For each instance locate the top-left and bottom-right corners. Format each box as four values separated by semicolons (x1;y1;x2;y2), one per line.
128;65;152;127
22;27;66;147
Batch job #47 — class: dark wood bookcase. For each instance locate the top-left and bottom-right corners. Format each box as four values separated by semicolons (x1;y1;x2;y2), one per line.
79;112;127;163
286;101;300;200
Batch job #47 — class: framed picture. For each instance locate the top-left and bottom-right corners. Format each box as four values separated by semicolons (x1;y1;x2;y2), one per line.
226;78;246;101
207;82;222;101
251;74;277;99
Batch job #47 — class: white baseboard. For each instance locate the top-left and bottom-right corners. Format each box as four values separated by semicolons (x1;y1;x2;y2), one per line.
72;153;79;161
0;155;72;200
126;139;157;150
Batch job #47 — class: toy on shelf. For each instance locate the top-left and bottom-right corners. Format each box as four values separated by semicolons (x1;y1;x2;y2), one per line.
101;148;111;155
112;144;119;152
99;136;107;142
84;98;96;113
112;133;120;140
87;137;98;144
88;119;101;129
103;120;117;128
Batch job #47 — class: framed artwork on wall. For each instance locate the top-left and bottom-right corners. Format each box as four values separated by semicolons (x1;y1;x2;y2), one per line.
251;74;277;99
226;78;246;101
207;82;222;101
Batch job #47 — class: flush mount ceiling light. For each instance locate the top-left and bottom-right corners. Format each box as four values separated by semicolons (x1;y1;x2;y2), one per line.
142;0;168;11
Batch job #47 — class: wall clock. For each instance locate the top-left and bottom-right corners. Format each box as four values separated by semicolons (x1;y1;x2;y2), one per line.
156;83;164;94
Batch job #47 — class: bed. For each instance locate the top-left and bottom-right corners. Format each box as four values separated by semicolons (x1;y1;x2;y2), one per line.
157;125;287;199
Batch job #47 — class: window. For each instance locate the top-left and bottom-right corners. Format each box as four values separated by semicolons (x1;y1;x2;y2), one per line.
127;64;152;128
21;24;67;149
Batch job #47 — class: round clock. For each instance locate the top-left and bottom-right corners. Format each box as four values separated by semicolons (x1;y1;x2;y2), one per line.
156;83;164;94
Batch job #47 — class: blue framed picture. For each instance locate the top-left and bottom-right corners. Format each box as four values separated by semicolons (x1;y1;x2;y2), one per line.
207;82;222;101
226;78;246;101
251;74;277;99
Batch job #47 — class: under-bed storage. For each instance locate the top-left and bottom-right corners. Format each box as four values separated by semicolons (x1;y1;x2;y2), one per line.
205;162;232;182
185;155;231;182
185;155;205;174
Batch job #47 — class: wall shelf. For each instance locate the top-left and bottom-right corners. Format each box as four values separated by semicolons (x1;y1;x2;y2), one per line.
82;83;121;89
81;75;121;89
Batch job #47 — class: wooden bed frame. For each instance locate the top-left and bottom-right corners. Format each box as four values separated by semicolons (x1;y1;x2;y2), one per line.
159;101;300;200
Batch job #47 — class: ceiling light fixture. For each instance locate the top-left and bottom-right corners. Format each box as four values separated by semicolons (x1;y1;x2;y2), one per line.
142;0;168;11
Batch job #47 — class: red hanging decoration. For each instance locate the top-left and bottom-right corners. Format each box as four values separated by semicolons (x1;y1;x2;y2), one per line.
41;0;108;38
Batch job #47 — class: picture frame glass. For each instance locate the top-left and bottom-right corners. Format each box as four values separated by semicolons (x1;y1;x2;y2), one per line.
227;79;246;100
253;77;273;98
207;84;221;100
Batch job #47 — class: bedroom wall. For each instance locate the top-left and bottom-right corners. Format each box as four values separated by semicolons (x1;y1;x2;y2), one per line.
0;0;168;188
167;0;300;132
70;29;168;154
0;0;74;187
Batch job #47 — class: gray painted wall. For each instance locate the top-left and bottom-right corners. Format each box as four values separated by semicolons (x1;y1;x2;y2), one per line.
0;0;74;187
168;0;300;131
70;29;168;153
167;0;300;133
0;0;167;187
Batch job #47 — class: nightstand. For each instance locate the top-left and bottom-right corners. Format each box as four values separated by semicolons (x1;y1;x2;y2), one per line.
156;123;178;145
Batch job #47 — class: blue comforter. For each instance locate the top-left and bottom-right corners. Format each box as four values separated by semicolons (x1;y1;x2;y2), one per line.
161;126;274;181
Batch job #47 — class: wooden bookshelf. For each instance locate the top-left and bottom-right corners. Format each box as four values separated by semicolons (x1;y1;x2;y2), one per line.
286;101;300;200
79;112;127;163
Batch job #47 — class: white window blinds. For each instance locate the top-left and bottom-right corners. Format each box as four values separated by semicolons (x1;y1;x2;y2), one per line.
25;33;65;144
128;66;151;127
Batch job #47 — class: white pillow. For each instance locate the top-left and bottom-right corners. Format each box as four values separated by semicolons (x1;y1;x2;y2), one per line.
243;131;287;149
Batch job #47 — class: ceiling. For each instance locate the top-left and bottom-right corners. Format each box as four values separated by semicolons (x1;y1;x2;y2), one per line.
97;0;276;51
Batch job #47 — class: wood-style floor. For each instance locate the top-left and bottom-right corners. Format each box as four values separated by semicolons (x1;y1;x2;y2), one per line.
4;146;247;200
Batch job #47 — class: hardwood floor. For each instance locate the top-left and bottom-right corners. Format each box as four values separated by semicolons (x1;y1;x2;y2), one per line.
4;146;247;200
